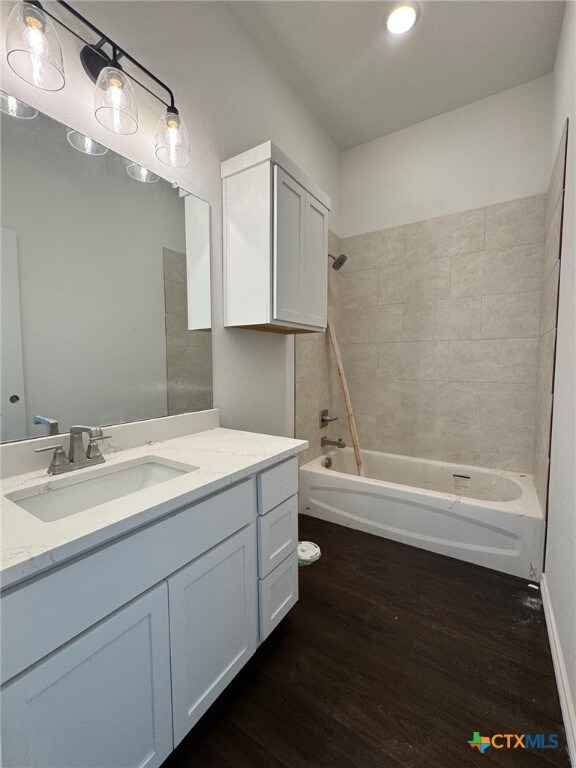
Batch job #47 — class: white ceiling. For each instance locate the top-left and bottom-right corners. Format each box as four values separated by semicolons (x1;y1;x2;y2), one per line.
229;1;565;150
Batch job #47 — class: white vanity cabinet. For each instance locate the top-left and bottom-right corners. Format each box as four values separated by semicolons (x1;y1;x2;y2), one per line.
222;141;330;333
1;583;173;768
0;454;301;768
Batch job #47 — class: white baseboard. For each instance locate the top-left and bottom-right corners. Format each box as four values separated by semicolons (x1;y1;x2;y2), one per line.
541;574;576;764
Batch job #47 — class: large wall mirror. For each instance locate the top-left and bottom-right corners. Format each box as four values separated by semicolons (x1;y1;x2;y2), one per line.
1;107;212;443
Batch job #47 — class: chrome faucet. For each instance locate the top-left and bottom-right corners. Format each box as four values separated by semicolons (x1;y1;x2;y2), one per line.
68;426;105;463
35;425;111;475
32;415;59;436
321;436;346;448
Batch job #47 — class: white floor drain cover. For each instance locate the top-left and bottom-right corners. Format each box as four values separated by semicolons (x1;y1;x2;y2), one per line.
298;541;321;566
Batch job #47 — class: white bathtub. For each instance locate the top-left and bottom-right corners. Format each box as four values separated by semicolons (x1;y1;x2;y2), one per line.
299;448;545;580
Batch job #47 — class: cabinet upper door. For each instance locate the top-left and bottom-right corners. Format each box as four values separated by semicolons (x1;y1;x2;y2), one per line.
273;166;306;324
302;193;328;328
1;583;173;768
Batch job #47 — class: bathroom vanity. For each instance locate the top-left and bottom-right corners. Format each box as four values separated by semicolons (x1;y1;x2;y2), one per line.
0;414;306;768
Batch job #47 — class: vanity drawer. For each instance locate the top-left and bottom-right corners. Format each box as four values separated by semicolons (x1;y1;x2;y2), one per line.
257;457;298;515
259;550;298;640
258;496;297;578
1;479;256;684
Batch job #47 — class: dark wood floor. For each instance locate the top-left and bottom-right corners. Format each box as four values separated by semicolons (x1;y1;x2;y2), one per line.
162;516;569;768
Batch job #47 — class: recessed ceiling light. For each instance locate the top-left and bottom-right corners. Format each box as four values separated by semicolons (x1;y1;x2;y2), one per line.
386;3;419;35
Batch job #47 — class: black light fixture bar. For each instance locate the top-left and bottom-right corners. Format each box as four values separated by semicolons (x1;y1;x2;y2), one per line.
28;0;178;113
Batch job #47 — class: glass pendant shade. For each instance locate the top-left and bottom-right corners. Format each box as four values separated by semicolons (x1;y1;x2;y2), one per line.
66;129;108;155
0;91;37;119
94;67;138;135
155;111;190;167
126;162;159;183
6;3;65;91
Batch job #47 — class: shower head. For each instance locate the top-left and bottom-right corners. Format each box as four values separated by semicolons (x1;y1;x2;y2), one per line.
329;253;347;270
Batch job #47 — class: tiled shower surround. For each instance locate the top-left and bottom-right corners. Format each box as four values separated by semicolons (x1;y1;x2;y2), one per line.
533;124;568;510
296;194;551;475
163;248;212;415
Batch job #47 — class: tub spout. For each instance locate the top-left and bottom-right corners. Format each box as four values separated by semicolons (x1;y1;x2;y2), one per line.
321;436;346;448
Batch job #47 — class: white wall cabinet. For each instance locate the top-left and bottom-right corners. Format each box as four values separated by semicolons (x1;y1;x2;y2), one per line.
222;141;330;333
169;526;257;746
1;583;173;768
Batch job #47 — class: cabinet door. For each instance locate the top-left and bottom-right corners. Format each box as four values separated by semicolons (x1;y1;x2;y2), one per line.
302;193;328;328
273;165;306;324
1;583;172;768
169;526;257;746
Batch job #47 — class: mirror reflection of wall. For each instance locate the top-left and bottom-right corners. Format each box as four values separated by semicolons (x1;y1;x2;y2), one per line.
0;109;212;443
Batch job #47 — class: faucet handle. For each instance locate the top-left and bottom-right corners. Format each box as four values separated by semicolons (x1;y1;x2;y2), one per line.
35;444;71;473
86;435;111;460
320;409;338;428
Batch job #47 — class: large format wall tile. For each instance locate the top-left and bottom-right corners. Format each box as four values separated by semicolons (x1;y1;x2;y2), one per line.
537;329;557;393
375;417;445;460
340;226;405;272
402;297;481;341
404;207;485;262
340;344;377;380
167;345;212;382
296;379;327;425
543;192;564;279
444;423;534;472
339;304;403;343
164;248;212;415
347;379;401;417
532;387;553;507
376;341;449;381
335;269;378;309
539;260;560;337
478;383;536;429
449;338;539;383
480;291;541;339
484;195;545;250
401;381;477;423
378;258;451;304
451;244;543;297
546;121;568;232
296;338;329;383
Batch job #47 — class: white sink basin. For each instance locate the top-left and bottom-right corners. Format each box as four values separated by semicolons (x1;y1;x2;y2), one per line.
5;456;199;523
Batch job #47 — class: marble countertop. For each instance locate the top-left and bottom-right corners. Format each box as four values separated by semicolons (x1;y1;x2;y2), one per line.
1;428;307;591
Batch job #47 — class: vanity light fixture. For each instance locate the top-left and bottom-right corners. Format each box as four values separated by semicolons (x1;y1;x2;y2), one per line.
0;90;38;119
4;0;190;166
66;129;108;155
386;2;419;34
6;2;65;90
155;109;190;168
126;162;159;183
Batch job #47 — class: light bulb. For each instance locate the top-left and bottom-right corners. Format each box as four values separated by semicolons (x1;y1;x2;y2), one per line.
106;78;126;109
94;67;138;134
386;3;419;34
155;110;190;167
6;3;65;90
